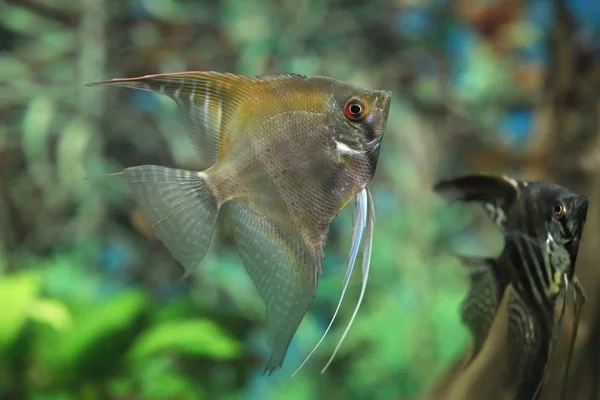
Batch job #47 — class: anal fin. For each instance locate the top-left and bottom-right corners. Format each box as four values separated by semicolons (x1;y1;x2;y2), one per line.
506;288;547;399
229;201;324;373
459;256;508;363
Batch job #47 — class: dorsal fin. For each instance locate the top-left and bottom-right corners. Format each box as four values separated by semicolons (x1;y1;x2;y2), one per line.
434;173;521;228
87;71;310;168
254;72;307;80
86;71;260;168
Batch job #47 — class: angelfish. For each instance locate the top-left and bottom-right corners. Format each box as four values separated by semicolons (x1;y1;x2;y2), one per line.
87;72;392;373
434;173;588;400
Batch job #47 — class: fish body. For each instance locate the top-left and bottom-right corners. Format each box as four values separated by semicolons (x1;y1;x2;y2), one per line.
87;72;391;373
434;174;588;399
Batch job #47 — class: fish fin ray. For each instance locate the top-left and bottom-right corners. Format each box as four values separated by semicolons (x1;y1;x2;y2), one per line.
507;288;546;399
229;201;322;374
123;165;219;276
254;72;307;80
434;173;520;228
292;189;368;376
459;256;507;363
560;278;585;400
87;72;257;167
321;188;374;373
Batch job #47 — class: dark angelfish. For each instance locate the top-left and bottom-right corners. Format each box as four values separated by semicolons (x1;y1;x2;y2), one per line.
434;173;588;399
87;71;391;373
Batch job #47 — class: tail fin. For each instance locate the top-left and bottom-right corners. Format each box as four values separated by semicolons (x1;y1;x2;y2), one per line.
123;165;219;277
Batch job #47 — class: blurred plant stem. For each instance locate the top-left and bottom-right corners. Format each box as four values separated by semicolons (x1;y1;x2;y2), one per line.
78;0;105;118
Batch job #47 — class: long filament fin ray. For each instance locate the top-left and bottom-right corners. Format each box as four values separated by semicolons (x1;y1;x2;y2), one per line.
321;188;374;373
291;189;368;376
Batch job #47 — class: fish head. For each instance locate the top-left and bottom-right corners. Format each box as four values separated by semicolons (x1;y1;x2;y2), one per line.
535;184;588;242
549;190;588;273
325;81;392;153
529;182;589;273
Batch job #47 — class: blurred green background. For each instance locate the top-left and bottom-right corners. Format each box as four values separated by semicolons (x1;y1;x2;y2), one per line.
0;0;599;399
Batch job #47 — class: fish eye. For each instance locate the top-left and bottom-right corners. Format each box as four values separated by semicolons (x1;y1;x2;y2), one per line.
553;201;566;219
344;99;365;121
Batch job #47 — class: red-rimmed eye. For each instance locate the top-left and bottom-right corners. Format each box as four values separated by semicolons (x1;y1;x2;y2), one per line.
553;201;565;219
344;99;365;121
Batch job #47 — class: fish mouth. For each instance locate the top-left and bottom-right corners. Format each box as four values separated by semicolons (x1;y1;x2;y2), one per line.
570;196;589;239
564;195;589;279
373;90;392;138
377;90;392;114
574;195;589;222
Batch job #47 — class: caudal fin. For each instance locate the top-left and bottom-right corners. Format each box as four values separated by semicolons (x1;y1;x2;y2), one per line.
123;165;219;277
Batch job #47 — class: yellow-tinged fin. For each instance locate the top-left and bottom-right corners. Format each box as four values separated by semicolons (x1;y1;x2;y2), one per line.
254;72;307;80
86;71;305;167
123;165;220;277
228;201;322;374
